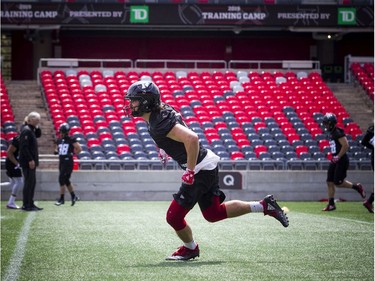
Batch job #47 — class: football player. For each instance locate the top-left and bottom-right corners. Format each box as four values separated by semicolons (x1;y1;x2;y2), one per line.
124;81;289;261
361;123;373;213
322;113;366;211
5;135;23;209
55;123;82;206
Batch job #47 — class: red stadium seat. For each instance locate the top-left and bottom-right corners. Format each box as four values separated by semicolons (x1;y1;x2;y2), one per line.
230;151;245;160
254;145;268;158
295;145;309;157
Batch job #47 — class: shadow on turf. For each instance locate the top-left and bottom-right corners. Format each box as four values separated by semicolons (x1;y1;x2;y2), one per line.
133;261;224;267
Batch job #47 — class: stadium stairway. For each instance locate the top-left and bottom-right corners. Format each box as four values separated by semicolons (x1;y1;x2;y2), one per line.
328;83;373;132
5;80;57;168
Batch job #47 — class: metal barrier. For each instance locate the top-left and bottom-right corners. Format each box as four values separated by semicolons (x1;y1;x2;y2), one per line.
228;60;320;71
37;58;322;85
134;59;227;69
3;157;368;171
38;58;133;85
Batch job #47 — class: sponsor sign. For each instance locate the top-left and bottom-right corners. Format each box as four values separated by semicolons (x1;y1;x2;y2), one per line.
338;7;356;25
1;3;373;28
130;6;149;23
219;171;242;190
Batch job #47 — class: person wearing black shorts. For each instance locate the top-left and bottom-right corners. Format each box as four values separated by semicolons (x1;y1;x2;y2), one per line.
361;123;374;213
322;113;366;211
5;135;23;209
124;81;289;261
55;123;82;206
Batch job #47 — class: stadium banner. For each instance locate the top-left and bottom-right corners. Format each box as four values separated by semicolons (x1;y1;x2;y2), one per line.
1;3;373;28
218;171;242;190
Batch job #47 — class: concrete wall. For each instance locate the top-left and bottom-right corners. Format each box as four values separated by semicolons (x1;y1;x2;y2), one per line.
1;170;373;202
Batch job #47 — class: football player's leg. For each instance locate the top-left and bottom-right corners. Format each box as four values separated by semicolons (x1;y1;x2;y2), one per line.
165;199;199;260
56;172;68;205
166;199;190;234
199;187;251;221
200;195;228;222
7;177;23;208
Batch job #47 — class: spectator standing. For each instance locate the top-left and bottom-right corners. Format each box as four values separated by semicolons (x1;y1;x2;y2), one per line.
19;111;43;211
321;113;366;211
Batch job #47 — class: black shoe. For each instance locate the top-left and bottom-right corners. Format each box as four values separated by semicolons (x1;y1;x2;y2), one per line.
322;204;336;211
32;204;43;211
55;199;65;206
21;205;31;211
260;194;289;227
21;205;40;212
71;196;79;206
363;200;374;213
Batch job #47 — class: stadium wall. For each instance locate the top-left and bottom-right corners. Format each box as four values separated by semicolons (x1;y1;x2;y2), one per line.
1;170;373;202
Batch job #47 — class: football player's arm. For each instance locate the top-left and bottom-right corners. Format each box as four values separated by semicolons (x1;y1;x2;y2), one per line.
337;136;349;158
361;128;374;150
7;144;18;166
73;142;82;155
54;142;59;155
167;123;199;170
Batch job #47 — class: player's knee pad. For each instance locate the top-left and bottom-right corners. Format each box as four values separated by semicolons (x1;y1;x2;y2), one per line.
202;197;227;223
166;200;189;231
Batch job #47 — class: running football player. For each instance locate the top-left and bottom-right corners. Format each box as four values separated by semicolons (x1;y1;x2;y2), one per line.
124;81;289;261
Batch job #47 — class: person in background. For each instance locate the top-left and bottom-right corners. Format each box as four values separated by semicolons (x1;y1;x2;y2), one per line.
19;111;43;211
322;113;366;211
5;134;23;209
124;81;289;261
361;123;374;213
54;123;82;206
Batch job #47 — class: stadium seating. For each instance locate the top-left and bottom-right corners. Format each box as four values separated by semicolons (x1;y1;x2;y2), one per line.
0;76;18;157
38;68;369;170
350;62;374;101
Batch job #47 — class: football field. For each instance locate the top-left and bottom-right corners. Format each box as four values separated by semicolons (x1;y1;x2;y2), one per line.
1;201;373;281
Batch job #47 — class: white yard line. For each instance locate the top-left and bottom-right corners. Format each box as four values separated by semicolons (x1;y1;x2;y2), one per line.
295;211;374;225
3;212;36;281
326;216;374;225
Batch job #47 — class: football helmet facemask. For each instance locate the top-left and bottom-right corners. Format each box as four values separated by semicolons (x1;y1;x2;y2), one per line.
322;113;337;132
124;81;161;117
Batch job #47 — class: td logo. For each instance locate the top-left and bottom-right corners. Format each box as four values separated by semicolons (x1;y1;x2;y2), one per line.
130;6;149;23
338;8;356;25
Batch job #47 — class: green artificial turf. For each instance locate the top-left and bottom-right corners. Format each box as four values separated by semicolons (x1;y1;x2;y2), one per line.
1;201;373;281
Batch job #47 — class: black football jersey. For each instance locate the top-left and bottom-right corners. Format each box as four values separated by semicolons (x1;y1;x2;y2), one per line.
148;104;207;169
5;136;20;169
57;136;77;160
328;127;346;156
